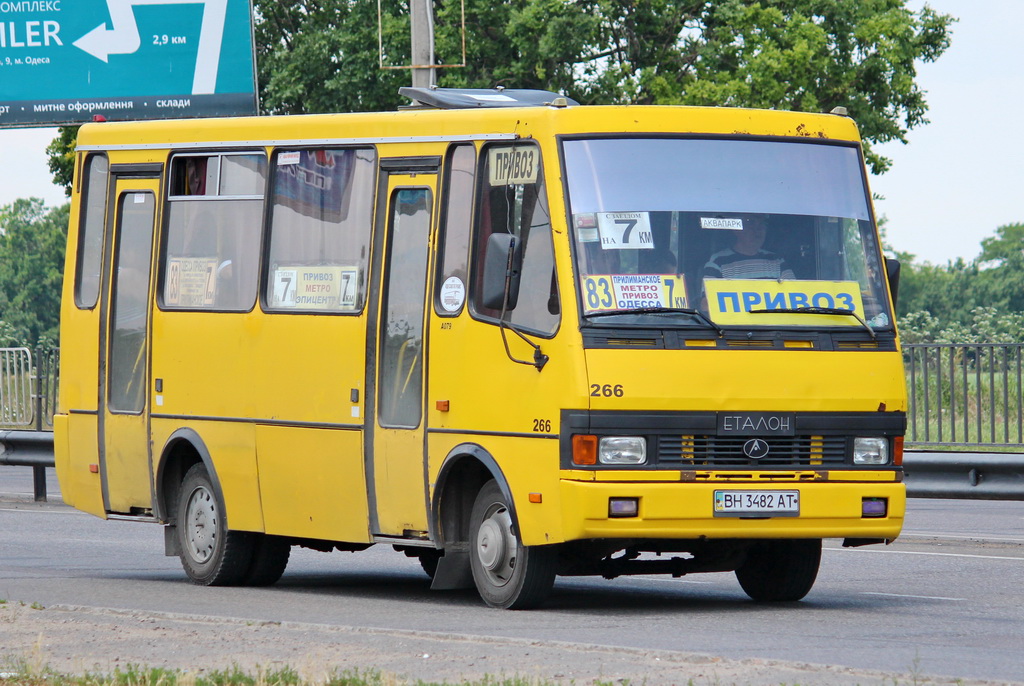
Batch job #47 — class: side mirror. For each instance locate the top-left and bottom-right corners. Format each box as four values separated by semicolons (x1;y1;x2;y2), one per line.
885;257;901;307
482;233;522;311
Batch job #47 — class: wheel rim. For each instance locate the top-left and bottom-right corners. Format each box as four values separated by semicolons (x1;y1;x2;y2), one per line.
475;503;517;587
184;484;218;564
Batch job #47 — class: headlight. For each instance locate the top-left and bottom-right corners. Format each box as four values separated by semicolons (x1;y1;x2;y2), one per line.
853;437;888;465
599;436;647;465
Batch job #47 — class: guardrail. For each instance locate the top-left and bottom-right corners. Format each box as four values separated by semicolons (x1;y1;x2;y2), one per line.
0;429;56;501
4;345;1024;502
4;435;1023;503
903;451;1024;500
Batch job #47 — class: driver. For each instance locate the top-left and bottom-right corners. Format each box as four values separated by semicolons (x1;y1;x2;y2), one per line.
703;214;794;281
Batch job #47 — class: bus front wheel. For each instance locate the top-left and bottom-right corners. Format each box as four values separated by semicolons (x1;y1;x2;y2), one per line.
468;480;556;609
176;463;255;585
735;539;822;602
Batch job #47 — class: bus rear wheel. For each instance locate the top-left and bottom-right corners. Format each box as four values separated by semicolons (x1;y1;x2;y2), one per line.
176;463;255;586
469;480;556;609
243;534;291;586
735;539;822;602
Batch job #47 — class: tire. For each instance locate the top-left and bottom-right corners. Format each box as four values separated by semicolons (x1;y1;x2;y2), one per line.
242;534;291;586
417;549;442;579
469;480;557;609
176;463;254;586
735;539;822;602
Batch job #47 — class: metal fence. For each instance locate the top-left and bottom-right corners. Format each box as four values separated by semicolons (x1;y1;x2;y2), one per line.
904;343;1024;447
0;347;59;431
1;348;35;426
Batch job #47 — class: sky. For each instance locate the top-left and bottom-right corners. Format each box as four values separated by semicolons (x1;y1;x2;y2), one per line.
0;1;1020;266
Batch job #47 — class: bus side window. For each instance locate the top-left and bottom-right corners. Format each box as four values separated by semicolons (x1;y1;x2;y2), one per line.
161;153;266;312
470;143;559;336
264;147;377;313
74;154;109;309
434;144;475;316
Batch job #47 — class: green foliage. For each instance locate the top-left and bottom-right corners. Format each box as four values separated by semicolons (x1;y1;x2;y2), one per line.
45;127;79;197
255;1;408;115
0;199;69;347
896;222;1024;343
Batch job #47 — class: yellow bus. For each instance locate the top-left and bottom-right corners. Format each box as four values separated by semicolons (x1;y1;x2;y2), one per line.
54;87;906;609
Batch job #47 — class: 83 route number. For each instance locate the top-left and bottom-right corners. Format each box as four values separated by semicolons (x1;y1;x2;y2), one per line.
590;384;624;398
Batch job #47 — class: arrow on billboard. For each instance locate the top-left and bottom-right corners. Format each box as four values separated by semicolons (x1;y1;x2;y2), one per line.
73;0;228;95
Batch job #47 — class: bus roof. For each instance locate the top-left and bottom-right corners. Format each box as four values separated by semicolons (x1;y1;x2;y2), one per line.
75;96;862;152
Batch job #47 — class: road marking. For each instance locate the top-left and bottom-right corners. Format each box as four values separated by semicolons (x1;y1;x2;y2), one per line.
901;531;1024;544
826;546;1024;561
634;576;713;585
860;591;964;601
0;507;80;515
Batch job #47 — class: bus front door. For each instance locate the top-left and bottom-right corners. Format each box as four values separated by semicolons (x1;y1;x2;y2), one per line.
368;171;437;538
99;178;160;514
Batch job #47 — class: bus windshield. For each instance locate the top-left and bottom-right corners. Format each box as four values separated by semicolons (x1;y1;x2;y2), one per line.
562;137;892;331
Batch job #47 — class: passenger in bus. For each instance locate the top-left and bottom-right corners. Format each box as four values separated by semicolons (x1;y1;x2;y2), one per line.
702;214;794;281
642;247;677;275
184;157;208;195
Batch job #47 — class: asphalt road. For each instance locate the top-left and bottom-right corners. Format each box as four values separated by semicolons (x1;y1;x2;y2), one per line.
2;467;1023;684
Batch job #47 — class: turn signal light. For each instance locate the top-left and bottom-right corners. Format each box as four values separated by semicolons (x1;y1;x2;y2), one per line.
893;436;904;466
572;434;597;465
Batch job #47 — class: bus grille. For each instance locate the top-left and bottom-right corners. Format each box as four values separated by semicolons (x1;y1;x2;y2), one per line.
658;435;847;467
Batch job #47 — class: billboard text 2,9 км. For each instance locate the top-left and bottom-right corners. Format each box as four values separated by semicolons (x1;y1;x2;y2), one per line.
0;0;257;126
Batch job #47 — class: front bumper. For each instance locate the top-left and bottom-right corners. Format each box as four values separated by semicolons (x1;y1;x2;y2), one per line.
557;476;905;541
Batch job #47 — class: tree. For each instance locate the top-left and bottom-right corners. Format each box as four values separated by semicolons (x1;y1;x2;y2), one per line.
894;222;1024;342
0;199;69;346
46;126;78;197
255;1;409;114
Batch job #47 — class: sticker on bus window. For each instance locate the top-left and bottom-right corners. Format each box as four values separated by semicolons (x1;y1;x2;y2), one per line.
272;266;359;310
439;276;466;313
488;147;539;186
574;214;600;243
704;279;865;326
700;217;744;230
165;257;218;307
597;212;653;250
582;274;687;312
277;151;301;166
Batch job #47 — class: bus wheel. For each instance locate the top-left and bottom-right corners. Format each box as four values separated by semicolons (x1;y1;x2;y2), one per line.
177;463;254;586
242;535;291;586
469;480;556;609
417;549;442;579
735;539;821;602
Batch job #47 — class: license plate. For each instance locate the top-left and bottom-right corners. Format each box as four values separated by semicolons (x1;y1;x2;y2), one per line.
714;490;799;517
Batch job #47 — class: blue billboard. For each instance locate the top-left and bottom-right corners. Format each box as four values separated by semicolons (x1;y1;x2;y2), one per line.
0;0;257;126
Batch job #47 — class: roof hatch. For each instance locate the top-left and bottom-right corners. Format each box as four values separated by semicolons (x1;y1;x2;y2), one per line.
399;87;578;109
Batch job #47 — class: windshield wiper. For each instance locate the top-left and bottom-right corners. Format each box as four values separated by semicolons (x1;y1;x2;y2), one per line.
747;306;876;340
586;307;724;337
